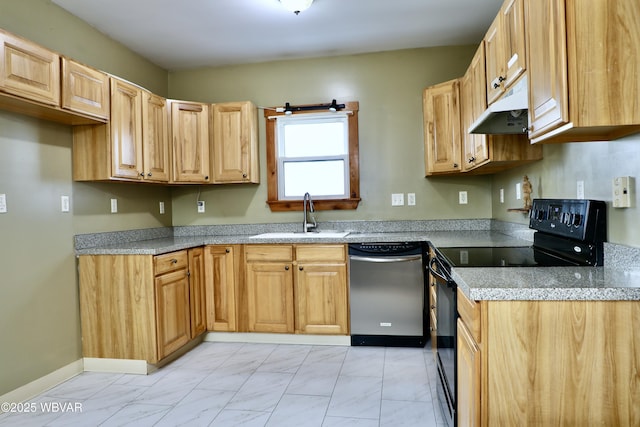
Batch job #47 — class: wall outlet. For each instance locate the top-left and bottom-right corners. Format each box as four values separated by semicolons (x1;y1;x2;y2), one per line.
159;201;165;214
391;193;404;206
0;193;6;213
613;176;633;208
197;200;205;213
500;188;505;204
577;180;585;199
61;195;70;213
459;191;468;204
110;198;118;213
407;193;416;206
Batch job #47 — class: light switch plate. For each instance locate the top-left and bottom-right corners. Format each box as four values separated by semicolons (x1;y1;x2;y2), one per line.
515;183;522;200
61;195;70;213
110;198;118;213
500;188;505;204
159;201;165;214
0;193;6;213
577;180;585;199
459;191;468;204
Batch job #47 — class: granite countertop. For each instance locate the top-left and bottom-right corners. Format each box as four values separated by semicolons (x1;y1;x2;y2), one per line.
74;224;640;301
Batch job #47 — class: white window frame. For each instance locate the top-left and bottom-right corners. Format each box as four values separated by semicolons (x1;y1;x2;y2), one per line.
275;112;350;200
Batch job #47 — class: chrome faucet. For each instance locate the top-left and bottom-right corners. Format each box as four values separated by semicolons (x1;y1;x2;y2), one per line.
302;192;317;233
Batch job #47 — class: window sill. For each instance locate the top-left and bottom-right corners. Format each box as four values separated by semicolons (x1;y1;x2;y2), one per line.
267;198;361;212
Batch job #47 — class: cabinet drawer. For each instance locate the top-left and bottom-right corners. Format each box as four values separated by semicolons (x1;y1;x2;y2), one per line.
245;245;293;262
295;245;346;262
457;287;481;343
154;251;188;275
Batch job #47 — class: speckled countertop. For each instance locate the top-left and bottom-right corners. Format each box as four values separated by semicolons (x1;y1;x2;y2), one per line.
74;221;640;301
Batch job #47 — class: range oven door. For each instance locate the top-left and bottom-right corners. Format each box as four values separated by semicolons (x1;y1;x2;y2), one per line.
429;255;457;427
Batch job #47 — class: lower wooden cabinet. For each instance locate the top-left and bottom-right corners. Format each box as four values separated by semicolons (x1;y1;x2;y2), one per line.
294;245;348;335
243;244;349;335
79;247;206;364
456;288;640;426
204;245;240;332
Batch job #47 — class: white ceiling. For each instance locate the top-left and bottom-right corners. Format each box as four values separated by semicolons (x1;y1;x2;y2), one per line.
52;0;502;71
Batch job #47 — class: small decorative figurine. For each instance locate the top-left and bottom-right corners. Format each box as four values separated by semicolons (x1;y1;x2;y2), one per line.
522;175;533;210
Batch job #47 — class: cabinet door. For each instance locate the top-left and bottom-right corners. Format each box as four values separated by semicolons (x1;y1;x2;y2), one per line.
0;30;60;106
142;92;170;182
111;78;144;180
461;44;490;171
245;261;294;333
423;79;461;175
502;0;526;88
61;57;109;120
155;268;191;360
204;245;238;332
525;0;569;139
457;319;481;427
171;101;210;183
211;101;259;183
295;262;348;335
188;247;206;338
484;14;505;105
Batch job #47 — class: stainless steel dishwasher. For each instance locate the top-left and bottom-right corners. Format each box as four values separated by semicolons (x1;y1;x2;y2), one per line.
348;242;427;347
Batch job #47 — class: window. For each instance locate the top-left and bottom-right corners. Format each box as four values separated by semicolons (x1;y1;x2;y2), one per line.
264;101;360;211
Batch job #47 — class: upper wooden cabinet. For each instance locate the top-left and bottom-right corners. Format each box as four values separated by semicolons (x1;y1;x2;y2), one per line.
526;0;640;143
170;100;211;183
110;78;144;180
461;43;541;174
211;101;259;184
423;79;462;176
61;57;109;120
485;0;526;104
0;29;60;106
73;78;170;182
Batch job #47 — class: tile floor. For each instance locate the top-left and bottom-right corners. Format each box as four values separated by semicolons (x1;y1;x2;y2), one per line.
0;342;446;426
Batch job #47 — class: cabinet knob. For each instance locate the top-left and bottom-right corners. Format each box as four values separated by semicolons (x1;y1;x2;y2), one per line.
139;172;144;177
285;266;290;271
430;304;436;310
468;157;476;163
299;266;304;271
225;248;230;253
242;173;247;178
498;75;506;82
204;176;209;180
171;259;178;264
147;173;152;177
493;82;500;89
453;163;459;168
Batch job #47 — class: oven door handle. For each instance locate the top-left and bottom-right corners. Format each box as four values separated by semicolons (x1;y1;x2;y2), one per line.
349;255;422;263
428;256;450;283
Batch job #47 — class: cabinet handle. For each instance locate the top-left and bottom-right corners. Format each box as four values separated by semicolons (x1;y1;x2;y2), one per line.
225;248;230;253
171;259;178;264
453;163;459;168
493;82;500;89
139;172;144;177
498;75;506;82
285;266;289;271
204;176;209;180
147;173;152;177
242;173;247;178
299;266;304;271
468;156;476;163
430;304;436;310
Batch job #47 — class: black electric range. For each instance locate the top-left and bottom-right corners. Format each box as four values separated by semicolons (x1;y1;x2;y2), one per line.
438;198;607;268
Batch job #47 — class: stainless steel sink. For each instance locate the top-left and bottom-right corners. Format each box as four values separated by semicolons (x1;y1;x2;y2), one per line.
249;231;350;239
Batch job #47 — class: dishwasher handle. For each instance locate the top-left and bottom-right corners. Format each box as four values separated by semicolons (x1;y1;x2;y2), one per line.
349;254;423;263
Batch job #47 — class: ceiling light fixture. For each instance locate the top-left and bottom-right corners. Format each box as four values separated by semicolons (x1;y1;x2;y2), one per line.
279;0;314;15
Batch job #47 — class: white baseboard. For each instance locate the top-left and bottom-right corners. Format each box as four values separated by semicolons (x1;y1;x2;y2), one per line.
83;358;152;375
0;359;83;405
204;332;351;346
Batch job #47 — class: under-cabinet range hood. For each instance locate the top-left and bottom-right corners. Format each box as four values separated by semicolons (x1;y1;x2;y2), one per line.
469;75;528;135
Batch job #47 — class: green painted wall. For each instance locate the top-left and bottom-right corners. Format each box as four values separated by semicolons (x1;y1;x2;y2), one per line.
492;135;640;247
168;47;494;225
0;0;171;396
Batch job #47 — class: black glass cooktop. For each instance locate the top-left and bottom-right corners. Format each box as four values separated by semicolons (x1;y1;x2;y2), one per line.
437;246;581;268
